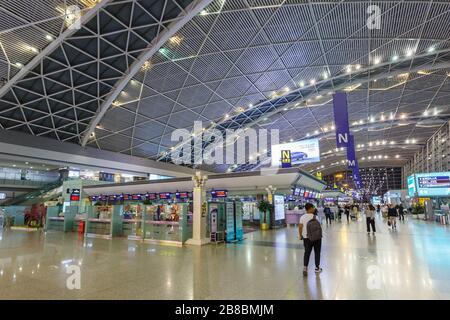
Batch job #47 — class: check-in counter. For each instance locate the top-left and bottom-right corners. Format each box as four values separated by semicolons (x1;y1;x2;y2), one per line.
285;209;305;225
3;206;27;227
85;205;123;239
46;206;79;232
142;203;191;246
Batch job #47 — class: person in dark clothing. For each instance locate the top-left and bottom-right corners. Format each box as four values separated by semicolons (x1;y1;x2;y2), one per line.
366;204;376;233
376;204;381;213
398;204;405;221
337;205;342;221
344;205;350;222
388;204;398;230
324;206;332;225
299;203;323;276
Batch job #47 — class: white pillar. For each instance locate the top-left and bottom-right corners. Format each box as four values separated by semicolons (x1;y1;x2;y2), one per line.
186;172;210;246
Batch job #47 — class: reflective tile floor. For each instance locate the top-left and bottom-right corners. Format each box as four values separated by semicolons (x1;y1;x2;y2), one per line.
1;215;450;300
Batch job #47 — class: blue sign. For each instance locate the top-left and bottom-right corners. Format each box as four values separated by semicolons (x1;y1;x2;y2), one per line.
415;172;450;197
333;92;351;148
211;190;228;198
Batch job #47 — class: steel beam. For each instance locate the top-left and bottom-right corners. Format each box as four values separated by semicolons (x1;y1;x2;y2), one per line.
81;0;215;147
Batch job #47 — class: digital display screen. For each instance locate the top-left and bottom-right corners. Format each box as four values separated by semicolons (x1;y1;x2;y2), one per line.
177;192;189;199
274;195;285;221
211;190;228;198
418;176;450;188
101;195;107;201
293;188;300;196
68;170;80;178
304;191;309;198
70;194;80;201
407;175;416;197
108;195;116;201
271;139;320;167
99;172;115;182
159;193;171;200
415;172;450;197
146;193;157;200
131;194;141;200
123;194;131;201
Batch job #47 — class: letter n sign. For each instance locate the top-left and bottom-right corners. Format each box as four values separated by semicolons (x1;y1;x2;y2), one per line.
333;92;350;148
281;150;291;168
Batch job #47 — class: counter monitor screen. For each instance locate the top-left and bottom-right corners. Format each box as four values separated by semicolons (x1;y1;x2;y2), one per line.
211;190;228;198
131;194;141;200
159;193;171;200
146;193;157;200
177;192;189;199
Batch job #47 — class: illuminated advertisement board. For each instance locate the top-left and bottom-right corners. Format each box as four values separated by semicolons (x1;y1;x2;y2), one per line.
211;190;228;198
415;172;450;197
146;193;157;200
407;175;417;197
271;139;320;167
158;193;172;200
274;195;285;221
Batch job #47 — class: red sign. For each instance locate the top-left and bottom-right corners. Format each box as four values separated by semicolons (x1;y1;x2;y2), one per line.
146;193;157;200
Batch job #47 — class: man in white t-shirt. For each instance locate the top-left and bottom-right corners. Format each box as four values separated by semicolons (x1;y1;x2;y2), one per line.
298;203;323;276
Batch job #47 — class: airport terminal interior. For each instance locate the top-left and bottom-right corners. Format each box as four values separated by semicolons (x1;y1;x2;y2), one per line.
0;0;450;300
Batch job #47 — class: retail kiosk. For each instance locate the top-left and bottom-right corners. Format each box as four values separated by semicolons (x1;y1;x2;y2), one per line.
407;172;450;224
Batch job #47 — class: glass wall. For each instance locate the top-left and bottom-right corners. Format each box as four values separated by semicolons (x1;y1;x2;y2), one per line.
0;167;59;183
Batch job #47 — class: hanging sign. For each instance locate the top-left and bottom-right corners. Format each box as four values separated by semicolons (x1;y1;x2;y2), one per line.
333;92;351;148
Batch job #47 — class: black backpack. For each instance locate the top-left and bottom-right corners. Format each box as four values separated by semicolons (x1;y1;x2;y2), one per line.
307;215;322;241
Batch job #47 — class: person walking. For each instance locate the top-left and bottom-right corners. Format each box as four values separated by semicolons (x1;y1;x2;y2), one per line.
388;204;398;230
324;205;332;225
299;203;323;276
398;203;405;221
366;204;376;234
337;205;342;221
344;205;350;222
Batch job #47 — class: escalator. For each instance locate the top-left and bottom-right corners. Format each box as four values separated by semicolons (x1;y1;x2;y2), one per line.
2;180;63;206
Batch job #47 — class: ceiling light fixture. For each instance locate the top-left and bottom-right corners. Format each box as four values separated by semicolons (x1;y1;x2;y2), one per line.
405;49;415;57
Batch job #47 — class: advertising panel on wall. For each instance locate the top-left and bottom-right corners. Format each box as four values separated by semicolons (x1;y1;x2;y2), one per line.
271;139;320;167
415;172;450;197
274;194;285;221
407;175;417;196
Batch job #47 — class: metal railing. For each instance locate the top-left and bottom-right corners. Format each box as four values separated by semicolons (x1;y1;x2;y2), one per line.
0;178;51;187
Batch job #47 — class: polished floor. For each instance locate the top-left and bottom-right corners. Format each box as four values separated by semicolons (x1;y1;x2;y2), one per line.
1;214;450;300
